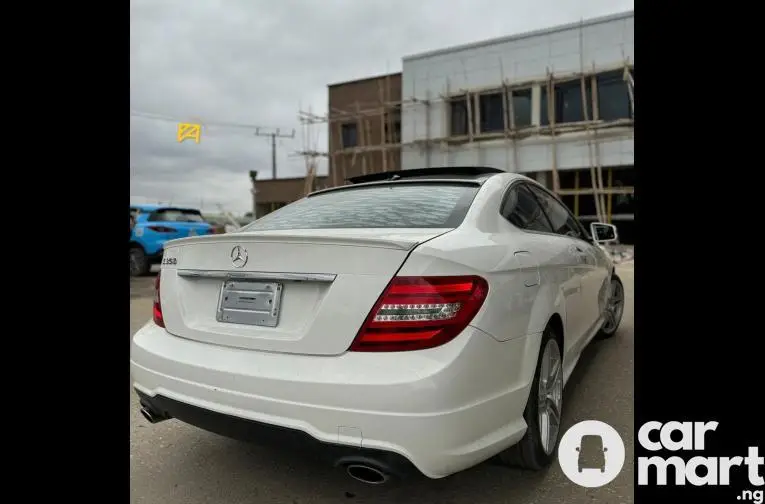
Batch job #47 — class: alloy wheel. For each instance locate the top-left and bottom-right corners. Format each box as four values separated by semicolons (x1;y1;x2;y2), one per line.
601;278;624;334
538;338;563;455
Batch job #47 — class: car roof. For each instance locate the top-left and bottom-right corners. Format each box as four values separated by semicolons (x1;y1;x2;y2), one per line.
309;167;532;198
131;204;160;211
130;204;201;212
348;166;505;184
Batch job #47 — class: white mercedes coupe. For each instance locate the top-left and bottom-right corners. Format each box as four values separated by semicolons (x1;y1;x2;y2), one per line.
130;167;625;485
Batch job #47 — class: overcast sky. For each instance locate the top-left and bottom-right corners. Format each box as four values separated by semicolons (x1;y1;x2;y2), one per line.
130;0;634;214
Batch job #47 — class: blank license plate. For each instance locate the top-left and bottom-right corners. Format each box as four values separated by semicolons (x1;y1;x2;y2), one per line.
216;280;283;327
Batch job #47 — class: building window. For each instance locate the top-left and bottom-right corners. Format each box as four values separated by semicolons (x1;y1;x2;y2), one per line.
558;79;592;124
385;105;401;143
449;95;471;136
340;123;358;148
478;92;504;133
391;103;402;121
597;70;632;121
540;79;593;126
510;88;532;128
385;120;401;143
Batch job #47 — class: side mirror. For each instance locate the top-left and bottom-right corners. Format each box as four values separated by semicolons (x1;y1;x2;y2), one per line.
590;222;619;244
603;447;608;452
575;447;580;452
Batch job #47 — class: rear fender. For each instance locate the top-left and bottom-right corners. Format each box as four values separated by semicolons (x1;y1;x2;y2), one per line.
396;231;567;345
527;280;566;338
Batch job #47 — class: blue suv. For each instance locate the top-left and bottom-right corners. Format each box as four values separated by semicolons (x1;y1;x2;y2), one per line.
130;204;213;276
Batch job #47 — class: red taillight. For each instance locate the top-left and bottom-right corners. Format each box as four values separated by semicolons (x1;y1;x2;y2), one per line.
349;275;489;352
148;226;177;233
152;271;165;328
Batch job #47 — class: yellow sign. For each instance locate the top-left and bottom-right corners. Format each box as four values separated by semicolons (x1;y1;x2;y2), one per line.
177;123;201;143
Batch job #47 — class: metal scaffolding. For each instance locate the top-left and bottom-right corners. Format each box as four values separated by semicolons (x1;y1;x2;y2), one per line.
297;55;633;222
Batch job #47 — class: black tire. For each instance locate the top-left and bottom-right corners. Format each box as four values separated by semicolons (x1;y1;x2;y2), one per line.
129;246;150;277
496;325;562;470
597;275;624;340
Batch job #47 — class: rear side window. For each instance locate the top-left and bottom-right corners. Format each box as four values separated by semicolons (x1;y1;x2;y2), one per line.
501;185;554;233
148;208;205;223
526;185;582;238
243;183;480;231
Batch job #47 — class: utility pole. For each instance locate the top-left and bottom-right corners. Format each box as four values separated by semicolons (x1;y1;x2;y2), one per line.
254;128;296;179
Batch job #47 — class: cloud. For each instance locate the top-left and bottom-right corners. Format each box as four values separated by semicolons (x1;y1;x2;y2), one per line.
130;0;633;214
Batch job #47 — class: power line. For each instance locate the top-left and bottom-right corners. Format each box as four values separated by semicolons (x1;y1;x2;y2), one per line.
130;109;288;132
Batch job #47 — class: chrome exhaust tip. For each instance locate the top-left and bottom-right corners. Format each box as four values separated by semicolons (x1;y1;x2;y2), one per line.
140;406;166;424
345;464;390;485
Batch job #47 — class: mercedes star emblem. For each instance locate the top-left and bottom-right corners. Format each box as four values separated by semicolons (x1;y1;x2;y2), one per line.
230;245;248;268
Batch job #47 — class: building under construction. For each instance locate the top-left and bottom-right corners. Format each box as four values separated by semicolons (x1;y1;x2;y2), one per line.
400;10;634;240
326;73;403;186
253;73;401;217
266;10;634;240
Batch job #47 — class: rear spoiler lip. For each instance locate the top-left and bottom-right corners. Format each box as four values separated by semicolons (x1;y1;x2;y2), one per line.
163;229;454;252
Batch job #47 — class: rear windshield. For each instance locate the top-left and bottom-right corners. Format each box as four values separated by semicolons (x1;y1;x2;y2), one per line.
244;183;480;231
148;208;205;223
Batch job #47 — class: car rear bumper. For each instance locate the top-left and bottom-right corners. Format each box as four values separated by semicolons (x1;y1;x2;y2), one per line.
130;322;543;479
135;389;422;479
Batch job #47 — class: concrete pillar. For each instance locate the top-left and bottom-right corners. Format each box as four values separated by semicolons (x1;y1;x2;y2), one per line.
531;85;541;126
535;171;550;188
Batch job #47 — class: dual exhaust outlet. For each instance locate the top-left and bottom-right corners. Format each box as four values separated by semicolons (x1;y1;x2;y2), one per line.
139;404;392;485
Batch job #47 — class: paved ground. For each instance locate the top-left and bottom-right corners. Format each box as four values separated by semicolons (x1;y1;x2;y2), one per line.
130;264;634;504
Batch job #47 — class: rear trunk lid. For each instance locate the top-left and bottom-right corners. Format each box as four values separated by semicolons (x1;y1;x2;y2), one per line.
158;228;449;355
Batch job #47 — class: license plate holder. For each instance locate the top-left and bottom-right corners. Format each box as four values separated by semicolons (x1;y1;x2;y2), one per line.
216;280;283;327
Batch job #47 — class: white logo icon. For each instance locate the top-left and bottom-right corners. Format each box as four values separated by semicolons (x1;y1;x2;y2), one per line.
558;420;626;488
230;245;248;268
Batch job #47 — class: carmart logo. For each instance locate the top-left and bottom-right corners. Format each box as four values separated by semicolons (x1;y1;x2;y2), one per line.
637;421;763;490
558;420;626;488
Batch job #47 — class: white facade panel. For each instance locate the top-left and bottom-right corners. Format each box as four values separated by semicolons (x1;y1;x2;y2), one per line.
400;11;634;174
